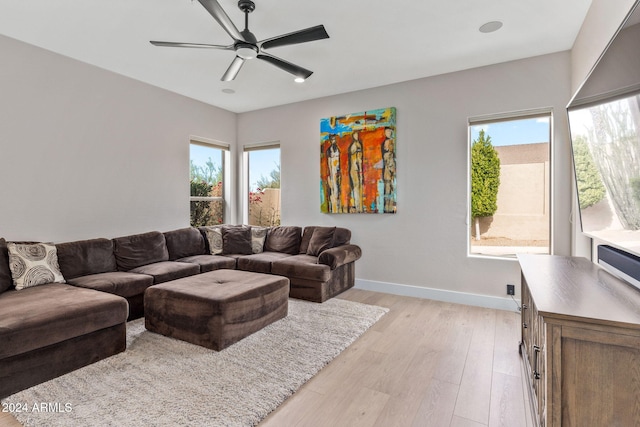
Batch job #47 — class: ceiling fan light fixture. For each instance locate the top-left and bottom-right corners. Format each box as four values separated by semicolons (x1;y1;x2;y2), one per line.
294;77;305;83
236;44;257;59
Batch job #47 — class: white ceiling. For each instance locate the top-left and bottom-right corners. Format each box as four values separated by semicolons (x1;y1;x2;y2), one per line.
0;0;593;113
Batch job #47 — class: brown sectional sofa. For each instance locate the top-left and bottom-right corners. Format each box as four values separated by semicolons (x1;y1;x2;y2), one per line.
0;225;361;398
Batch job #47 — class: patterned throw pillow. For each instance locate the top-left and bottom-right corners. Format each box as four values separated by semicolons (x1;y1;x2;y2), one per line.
7;242;66;290
203;226;224;255
251;227;269;254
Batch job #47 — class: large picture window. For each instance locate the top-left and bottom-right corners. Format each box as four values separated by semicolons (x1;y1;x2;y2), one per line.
468;112;552;257
244;143;281;226
189;139;228;226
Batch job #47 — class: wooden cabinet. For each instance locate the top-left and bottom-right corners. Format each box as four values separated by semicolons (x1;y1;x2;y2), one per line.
518;254;640;427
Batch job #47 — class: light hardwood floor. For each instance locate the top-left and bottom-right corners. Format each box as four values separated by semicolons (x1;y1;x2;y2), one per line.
261;289;534;427
0;289;534;427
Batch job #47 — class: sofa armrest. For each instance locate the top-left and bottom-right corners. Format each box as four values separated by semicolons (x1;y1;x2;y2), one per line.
318;244;362;269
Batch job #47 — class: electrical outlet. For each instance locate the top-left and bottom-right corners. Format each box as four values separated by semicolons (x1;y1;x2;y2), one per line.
507;284;515;295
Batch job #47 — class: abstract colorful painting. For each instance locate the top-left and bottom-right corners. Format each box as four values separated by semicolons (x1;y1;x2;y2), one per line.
320;107;396;214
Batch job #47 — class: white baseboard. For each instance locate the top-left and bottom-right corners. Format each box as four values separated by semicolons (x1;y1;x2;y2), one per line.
355;278;521;312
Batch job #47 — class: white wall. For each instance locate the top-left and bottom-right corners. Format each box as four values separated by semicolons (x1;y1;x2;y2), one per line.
237;52;573;308
571;0;637;94
0;34;236;243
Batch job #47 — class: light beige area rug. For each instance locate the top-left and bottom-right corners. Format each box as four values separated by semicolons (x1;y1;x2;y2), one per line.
4;298;388;427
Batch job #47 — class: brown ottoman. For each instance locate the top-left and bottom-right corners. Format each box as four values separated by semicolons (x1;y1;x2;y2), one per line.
144;269;289;350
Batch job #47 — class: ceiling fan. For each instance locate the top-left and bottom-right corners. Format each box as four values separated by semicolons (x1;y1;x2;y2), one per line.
150;0;329;82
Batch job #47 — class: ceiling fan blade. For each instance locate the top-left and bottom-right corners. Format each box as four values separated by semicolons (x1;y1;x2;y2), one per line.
197;0;244;42
150;41;233;50
221;56;246;81
257;53;313;79
259;25;329;50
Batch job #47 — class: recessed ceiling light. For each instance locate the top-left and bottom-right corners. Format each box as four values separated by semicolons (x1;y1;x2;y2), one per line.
294;77;305;83
222;88;235;94
479;21;503;33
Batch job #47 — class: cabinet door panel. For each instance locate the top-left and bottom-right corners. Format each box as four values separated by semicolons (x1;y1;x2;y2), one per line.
561;336;640;426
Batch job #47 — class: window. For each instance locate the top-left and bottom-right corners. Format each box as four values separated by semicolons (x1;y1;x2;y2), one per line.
189;139;229;226
244;143;281;226
468;112;552;257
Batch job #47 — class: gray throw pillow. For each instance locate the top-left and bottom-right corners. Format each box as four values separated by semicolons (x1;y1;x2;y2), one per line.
222;226;253;255
306;227;336;256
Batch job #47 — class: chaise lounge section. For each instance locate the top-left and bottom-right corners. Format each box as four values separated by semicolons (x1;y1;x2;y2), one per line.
0;238;128;398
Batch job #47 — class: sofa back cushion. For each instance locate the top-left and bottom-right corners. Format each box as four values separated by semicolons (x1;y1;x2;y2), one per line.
56;238;118;280
300;226;351;254
0;238;13;293
112;231;169;271
306;227;337;256
265;226;302;255
334;227;352;246
164;228;206;260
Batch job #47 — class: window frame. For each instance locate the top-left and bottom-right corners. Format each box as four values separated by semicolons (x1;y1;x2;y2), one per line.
467;108;554;259
242;141;281;226
189;137;230;225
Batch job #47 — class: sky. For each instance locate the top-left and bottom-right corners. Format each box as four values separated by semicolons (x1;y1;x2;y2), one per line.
470;116;550;146
247;148;280;191
190;144;280;191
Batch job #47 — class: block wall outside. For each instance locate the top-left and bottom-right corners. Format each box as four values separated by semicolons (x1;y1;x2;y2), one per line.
478;143;550;241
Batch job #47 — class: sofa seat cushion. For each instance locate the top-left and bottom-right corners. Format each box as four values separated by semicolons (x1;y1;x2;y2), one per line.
177;254;237;273
237;252;293;274
271;255;331;282
66;271;154;298
0;283;128;359
129;261;199;284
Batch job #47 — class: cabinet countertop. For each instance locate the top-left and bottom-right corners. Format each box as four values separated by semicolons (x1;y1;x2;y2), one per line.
518;254;640;329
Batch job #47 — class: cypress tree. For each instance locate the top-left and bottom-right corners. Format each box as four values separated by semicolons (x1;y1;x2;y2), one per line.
471;130;501;240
